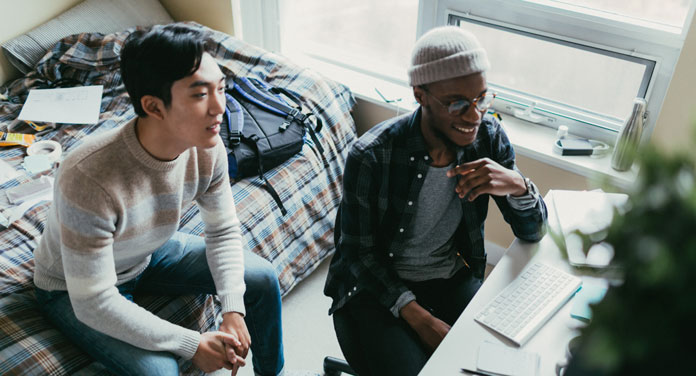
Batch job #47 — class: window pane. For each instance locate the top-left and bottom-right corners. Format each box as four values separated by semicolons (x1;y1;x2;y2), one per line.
542;0;691;29
279;0;418;81
453;17;652;120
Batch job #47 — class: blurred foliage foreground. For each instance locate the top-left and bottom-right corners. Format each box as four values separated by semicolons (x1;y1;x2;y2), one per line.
567;142;696;375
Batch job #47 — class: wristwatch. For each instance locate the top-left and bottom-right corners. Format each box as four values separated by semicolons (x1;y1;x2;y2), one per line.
523;177;534;195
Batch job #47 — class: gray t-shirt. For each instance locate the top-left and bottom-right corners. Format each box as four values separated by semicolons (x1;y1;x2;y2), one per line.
390;163;464;282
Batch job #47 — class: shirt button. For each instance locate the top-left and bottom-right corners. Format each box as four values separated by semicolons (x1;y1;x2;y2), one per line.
417;173;423;179
399;228;404;233
424;156;429;160
353;286;357;291
410;156;415;162
348;291;352;296
408;201;413;206
389;253;394;257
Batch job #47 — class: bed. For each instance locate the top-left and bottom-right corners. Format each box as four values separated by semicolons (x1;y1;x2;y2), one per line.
0;18;356;376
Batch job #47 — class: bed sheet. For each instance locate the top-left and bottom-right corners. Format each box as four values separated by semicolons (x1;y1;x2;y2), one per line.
0;22;356;375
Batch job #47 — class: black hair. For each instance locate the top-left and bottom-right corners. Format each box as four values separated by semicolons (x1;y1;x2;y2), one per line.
120;24;211;117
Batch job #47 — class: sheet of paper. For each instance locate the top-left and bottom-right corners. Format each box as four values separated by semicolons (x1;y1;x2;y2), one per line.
18;85;103;124
477;341;539;376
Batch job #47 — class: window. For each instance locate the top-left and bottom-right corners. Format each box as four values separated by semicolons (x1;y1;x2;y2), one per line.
450;14;654;133
236;0;695;143
278;0;418;84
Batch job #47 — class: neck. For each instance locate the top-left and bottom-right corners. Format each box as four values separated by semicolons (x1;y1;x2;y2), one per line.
420;109;455;167
135;117;184;161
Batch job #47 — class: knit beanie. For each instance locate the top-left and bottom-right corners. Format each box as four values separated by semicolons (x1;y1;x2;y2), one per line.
408;26;490;86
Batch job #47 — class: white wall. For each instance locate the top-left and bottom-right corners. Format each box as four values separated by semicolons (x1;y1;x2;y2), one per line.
0;0;83;84
651;14;696;153
158;0;235;36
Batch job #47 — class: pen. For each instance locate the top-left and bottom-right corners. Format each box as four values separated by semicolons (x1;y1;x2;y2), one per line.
460;367;497;376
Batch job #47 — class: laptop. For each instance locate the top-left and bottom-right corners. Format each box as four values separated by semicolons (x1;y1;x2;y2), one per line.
548;190;628;268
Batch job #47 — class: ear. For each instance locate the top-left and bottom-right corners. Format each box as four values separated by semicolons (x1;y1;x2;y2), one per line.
413;86;427;106
140;95;166;120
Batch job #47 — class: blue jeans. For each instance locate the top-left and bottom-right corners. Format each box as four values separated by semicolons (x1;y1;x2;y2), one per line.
35;232;284;376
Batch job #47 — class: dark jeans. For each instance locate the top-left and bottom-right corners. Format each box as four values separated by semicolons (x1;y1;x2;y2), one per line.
333;267;482;376
35;232;284;376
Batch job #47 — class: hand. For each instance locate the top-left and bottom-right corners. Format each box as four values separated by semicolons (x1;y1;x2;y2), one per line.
220;312;251;360
400;301;451;351
192;331;246;373
447;158;526;201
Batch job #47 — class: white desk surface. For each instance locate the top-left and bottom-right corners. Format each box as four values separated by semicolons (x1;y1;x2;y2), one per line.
420;196;606;376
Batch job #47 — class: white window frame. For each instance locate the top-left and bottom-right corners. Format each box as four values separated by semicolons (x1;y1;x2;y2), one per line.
235;0;695;145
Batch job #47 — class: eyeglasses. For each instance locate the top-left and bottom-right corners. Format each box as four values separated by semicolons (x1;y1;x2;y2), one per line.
422;87;496;115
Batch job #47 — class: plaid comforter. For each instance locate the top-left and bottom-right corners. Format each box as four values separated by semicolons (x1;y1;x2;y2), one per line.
0;23;356;375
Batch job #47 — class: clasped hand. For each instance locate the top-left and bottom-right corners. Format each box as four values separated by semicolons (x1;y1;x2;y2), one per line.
446;158;526;200
192;312;250;375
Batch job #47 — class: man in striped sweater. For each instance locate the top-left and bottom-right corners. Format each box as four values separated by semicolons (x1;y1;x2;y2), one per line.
33;25;285;376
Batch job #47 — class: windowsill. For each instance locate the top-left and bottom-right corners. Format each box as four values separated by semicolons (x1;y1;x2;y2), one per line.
286;53;638;189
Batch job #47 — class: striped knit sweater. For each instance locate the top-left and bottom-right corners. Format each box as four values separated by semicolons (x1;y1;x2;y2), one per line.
33;119;245;359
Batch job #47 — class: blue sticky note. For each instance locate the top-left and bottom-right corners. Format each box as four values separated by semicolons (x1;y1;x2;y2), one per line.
570;284;608;322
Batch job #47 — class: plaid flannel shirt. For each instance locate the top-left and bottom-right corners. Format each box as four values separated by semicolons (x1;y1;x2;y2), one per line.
324;108;547;314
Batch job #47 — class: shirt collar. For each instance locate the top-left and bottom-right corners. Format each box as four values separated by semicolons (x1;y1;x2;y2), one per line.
405;106;480;164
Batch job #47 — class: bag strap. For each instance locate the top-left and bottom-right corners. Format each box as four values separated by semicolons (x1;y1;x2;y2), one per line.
269;87;313;131
268;86;325;156
244;135;288;216
224;93;244;146
304;117;325;155
232;77;294;117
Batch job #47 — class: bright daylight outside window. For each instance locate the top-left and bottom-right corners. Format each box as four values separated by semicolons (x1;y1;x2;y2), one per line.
450;16;653;123
548;0;690;29
438;0;694;141
278;0;418;83
266;0;693;142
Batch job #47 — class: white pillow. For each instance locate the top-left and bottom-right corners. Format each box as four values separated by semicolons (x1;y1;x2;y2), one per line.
1;0;173;74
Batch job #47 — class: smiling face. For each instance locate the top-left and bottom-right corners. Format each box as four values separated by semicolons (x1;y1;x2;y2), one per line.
415;73;488;148
159;52;226;153
135;51;227;160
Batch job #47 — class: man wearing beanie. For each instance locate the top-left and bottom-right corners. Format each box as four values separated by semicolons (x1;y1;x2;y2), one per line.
324;26;547;375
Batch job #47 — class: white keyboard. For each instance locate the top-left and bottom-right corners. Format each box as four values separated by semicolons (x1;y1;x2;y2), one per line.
475;262;582;346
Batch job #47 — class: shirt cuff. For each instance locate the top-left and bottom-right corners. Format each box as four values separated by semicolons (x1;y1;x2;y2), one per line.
219;292;246;317
506;179;540;211
390;290;417;318
176;330;202;360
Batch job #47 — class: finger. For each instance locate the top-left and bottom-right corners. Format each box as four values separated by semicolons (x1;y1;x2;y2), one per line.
447;165;475;178
222;361;234;370
225;344;237;364
234;354;246;367
239;345;249;359
468;179;501;201
455;170;488;197
447;159;487;177
220;332;242;348
231;363;240;376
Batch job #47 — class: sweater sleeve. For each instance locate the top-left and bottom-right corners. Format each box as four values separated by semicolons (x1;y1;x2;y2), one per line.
57;169;201;359
196;141;246;316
